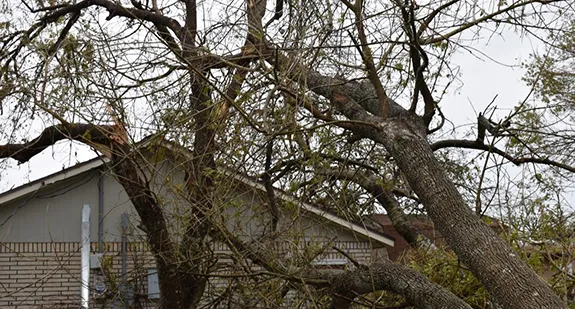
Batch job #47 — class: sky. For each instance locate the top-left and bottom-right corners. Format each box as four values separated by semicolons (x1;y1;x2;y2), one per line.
0;17;546;194
440;29;540;136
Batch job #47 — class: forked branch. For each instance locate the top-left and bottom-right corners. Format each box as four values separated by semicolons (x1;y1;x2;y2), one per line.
342;0;390;118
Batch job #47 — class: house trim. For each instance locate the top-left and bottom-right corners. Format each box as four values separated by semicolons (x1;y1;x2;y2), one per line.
225;171;394;247
0;140;394;247
0;157;109;205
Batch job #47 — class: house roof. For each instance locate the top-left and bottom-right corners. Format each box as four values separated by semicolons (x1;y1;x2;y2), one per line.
0;157;108;205
369;214;505;261
0;139;394;247
371;213;506;233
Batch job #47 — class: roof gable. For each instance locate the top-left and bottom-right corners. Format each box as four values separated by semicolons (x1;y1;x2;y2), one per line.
0;140;394;247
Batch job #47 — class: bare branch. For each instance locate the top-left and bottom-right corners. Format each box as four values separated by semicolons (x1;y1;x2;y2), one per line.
431;139;575;173
399;0;436;127
46;12;80;57
318;167;434;249
416;0;459;37
420;0;560;45
40;0;184;40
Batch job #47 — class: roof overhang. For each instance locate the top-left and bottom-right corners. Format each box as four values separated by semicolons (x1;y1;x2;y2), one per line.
0;140;394;247
0;157;109;205
224;171;394;247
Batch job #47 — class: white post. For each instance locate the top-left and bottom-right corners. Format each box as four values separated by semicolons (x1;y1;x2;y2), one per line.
81;204;91;309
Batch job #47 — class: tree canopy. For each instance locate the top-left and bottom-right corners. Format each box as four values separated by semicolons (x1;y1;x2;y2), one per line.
1;0;575;308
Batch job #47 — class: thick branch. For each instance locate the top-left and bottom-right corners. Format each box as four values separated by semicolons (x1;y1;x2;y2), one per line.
329;263;472;309
182;0;197;50
41;0;184;40
431;139;575;173
0;124;115;163
263;41;409;120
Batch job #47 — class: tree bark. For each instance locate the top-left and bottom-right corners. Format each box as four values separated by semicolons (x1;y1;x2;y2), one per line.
381;117;566;308
296;69;567;308
329;263;472;309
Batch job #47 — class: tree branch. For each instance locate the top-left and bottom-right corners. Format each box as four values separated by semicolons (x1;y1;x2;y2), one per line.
399;0;435;127
431;139;575;173
0;124;115;163
420;0;559;45
317;167;435;249
329;262;472;309
40;0;184;40
46;12;80;57
416;0;459;37
343;0;390;118
182;0;197;51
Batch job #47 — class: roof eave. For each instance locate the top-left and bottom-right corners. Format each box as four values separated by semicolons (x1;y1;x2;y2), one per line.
0;157;109;205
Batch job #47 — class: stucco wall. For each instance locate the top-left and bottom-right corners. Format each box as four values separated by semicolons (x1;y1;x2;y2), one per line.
0;170;138;243
0;171;101;242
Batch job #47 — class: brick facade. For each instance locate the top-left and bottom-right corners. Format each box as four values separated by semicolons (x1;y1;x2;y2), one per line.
0;242;154;309
0;241;382;308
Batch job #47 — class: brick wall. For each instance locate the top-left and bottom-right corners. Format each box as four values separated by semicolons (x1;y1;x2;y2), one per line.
0;242;155;309
0;241;383;308
0;243;82;308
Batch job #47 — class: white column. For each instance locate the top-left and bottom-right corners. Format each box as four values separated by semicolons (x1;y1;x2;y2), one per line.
81;204;91;308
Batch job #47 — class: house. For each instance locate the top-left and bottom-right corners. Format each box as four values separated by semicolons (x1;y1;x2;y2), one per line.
370;214;506;261
0;138;394;308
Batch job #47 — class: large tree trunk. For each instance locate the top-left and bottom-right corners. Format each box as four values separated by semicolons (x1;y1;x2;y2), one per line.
381;116;566;308
296;67;567;307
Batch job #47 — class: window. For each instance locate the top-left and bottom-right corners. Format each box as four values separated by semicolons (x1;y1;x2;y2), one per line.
147;268;160;299
312;258;348;270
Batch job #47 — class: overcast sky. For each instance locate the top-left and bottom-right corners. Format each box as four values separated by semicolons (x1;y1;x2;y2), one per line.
0;28;542;194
